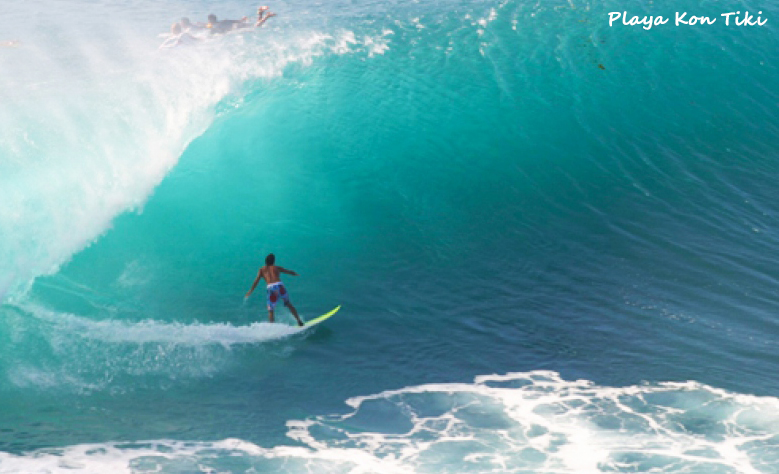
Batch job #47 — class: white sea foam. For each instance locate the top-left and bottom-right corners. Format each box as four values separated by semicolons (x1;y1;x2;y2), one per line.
25;303;303;346
2;372;778;473
3;302;306;392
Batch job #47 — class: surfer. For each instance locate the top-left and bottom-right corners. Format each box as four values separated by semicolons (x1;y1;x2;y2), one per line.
245;253;304;326
180;17;208;34
205;7;275;35
206;13;251;34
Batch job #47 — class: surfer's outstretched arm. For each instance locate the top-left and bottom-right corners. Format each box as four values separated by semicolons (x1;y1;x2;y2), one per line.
279;267;298;276
245;270;264;298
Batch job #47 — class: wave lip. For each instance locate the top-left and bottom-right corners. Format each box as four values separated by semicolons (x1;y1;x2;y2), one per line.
0;0;392;303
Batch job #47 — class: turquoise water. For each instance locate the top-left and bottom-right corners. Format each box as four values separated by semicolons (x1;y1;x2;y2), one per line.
2;0;779;471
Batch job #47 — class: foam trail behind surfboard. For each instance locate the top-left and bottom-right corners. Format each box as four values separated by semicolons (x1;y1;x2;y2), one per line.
23;303;302;346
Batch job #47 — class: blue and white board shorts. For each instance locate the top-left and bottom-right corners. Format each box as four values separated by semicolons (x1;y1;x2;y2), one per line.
266;282;290;310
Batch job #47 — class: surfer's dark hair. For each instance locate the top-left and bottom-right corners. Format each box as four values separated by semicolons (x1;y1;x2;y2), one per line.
265;253;275;265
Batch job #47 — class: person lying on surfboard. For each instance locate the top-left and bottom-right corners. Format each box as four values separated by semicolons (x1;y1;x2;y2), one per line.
245;253;304;326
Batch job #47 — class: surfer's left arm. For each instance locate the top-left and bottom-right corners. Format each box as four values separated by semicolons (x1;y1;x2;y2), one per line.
279;267;298;276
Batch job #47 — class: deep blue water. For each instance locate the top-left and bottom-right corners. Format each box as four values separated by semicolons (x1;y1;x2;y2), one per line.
2;0;779;471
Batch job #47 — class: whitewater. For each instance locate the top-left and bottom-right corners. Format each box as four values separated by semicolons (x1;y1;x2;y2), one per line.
2;0;779;472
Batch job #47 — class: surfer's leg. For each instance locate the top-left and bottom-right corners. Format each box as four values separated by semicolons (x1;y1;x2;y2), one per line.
285;301;303;326
267;285;279;322
278;285;302;326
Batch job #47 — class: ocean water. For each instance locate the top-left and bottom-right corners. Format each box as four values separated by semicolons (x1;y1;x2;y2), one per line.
2;0;779;472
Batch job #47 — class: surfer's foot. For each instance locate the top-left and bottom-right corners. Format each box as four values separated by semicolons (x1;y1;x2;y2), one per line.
298;321;304;327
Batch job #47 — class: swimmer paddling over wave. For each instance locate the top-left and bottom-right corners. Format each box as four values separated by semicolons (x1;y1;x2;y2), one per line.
160;6;276;48
205;6;276;34
245;253;304;326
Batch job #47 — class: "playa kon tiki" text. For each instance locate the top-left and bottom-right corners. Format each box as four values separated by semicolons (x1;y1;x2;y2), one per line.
608;11;768;30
